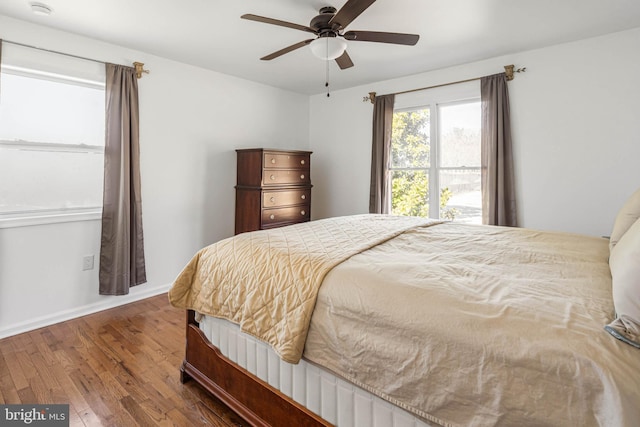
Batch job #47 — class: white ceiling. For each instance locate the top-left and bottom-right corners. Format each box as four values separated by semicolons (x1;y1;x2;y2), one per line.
1;0;640;95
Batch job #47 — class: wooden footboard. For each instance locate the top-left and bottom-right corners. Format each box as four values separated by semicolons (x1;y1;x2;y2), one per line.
180;310;332;427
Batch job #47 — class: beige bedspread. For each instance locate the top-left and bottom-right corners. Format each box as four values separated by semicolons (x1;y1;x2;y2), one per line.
304;222;640;427
168;214;436;363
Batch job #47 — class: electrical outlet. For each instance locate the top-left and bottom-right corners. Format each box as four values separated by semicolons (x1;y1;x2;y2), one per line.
82;255;95;271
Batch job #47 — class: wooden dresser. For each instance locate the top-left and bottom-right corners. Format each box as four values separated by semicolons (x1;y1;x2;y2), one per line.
235;148;312;234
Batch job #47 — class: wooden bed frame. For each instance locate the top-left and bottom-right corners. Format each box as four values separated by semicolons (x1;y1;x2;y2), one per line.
180;309;332;427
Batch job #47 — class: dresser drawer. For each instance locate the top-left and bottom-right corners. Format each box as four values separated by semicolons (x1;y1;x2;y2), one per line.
262;205;310;226
262;169;310;186
264;152;310;170
263;189;310;208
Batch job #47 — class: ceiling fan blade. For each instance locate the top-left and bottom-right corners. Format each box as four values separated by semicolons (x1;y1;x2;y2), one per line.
241;14;317;34
335;51;355;69
329;0;377;29
260;39;314;61
343;31;419;45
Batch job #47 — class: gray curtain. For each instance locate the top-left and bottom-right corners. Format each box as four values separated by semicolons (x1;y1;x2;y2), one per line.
369;94;395;213
99;63;146;295
481;73;517;226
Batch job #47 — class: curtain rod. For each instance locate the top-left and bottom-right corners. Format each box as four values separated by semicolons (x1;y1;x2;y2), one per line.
1;39;150;79
363;64;526;104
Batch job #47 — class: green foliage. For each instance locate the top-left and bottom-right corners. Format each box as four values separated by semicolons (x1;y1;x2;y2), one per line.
391;110;430;168
391;170;429;217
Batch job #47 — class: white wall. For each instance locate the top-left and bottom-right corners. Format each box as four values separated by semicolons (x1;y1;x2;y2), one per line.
0;16;310;337
310;27;640;238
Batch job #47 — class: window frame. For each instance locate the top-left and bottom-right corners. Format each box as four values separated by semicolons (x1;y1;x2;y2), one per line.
0;64;106;228
389;81;481;220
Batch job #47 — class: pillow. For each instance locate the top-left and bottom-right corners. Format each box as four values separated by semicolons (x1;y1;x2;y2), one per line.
609;188;640;251
605;217;640;349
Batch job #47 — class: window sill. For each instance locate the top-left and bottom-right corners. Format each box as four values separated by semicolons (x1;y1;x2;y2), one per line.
0;210;102;229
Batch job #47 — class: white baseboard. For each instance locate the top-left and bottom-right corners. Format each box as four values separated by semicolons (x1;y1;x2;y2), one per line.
0;282;172;340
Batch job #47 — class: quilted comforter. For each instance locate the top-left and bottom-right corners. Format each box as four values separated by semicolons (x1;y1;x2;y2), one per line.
168;214;437;363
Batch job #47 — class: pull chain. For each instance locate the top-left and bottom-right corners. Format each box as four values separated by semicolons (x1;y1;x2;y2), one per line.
325;38;330;97
326;58;330;98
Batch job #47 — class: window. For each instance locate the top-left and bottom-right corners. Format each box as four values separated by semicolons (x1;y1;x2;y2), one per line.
389;82;481;223
0;44;105;223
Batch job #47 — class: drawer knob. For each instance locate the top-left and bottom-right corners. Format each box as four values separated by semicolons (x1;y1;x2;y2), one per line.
270;197;275;203
300;159;305;165
301;194;306;200
270;214;275;220
271;158;276;164
300;174;305;180
270;174;276;180
301;210;306;216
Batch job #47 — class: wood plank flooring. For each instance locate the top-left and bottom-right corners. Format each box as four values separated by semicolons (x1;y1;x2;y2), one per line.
0;294;248;426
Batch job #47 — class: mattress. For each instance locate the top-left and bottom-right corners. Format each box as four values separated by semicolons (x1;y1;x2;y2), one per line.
199;314;435;427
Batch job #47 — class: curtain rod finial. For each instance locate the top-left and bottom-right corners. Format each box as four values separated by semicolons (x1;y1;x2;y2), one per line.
504;64;515;81
504;64;526;81
133;62;150;79
363;91;376;104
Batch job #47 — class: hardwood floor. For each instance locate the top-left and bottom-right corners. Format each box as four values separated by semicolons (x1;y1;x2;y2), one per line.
0;294;248;426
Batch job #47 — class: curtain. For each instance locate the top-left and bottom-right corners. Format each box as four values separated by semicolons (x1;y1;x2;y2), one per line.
369;94;395;214
481;73;517;226
99;63;146;295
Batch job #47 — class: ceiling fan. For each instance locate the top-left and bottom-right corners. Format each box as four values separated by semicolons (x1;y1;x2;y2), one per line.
241;0;420;70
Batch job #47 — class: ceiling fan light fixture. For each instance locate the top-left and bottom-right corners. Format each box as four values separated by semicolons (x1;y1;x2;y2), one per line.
309;37;347;60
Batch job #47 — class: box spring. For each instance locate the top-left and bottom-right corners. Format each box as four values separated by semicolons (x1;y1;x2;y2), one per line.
199;315;434;427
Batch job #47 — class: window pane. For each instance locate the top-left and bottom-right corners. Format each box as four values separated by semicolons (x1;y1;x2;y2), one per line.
438;101;481;223
391;109;430;168
0;73;105;145
439;102;480;168
390;170;429;218
0;71;105;216
0;147;104;214
439;169;482;223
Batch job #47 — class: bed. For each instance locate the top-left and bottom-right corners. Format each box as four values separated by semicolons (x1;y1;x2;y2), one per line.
168;212;640;427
